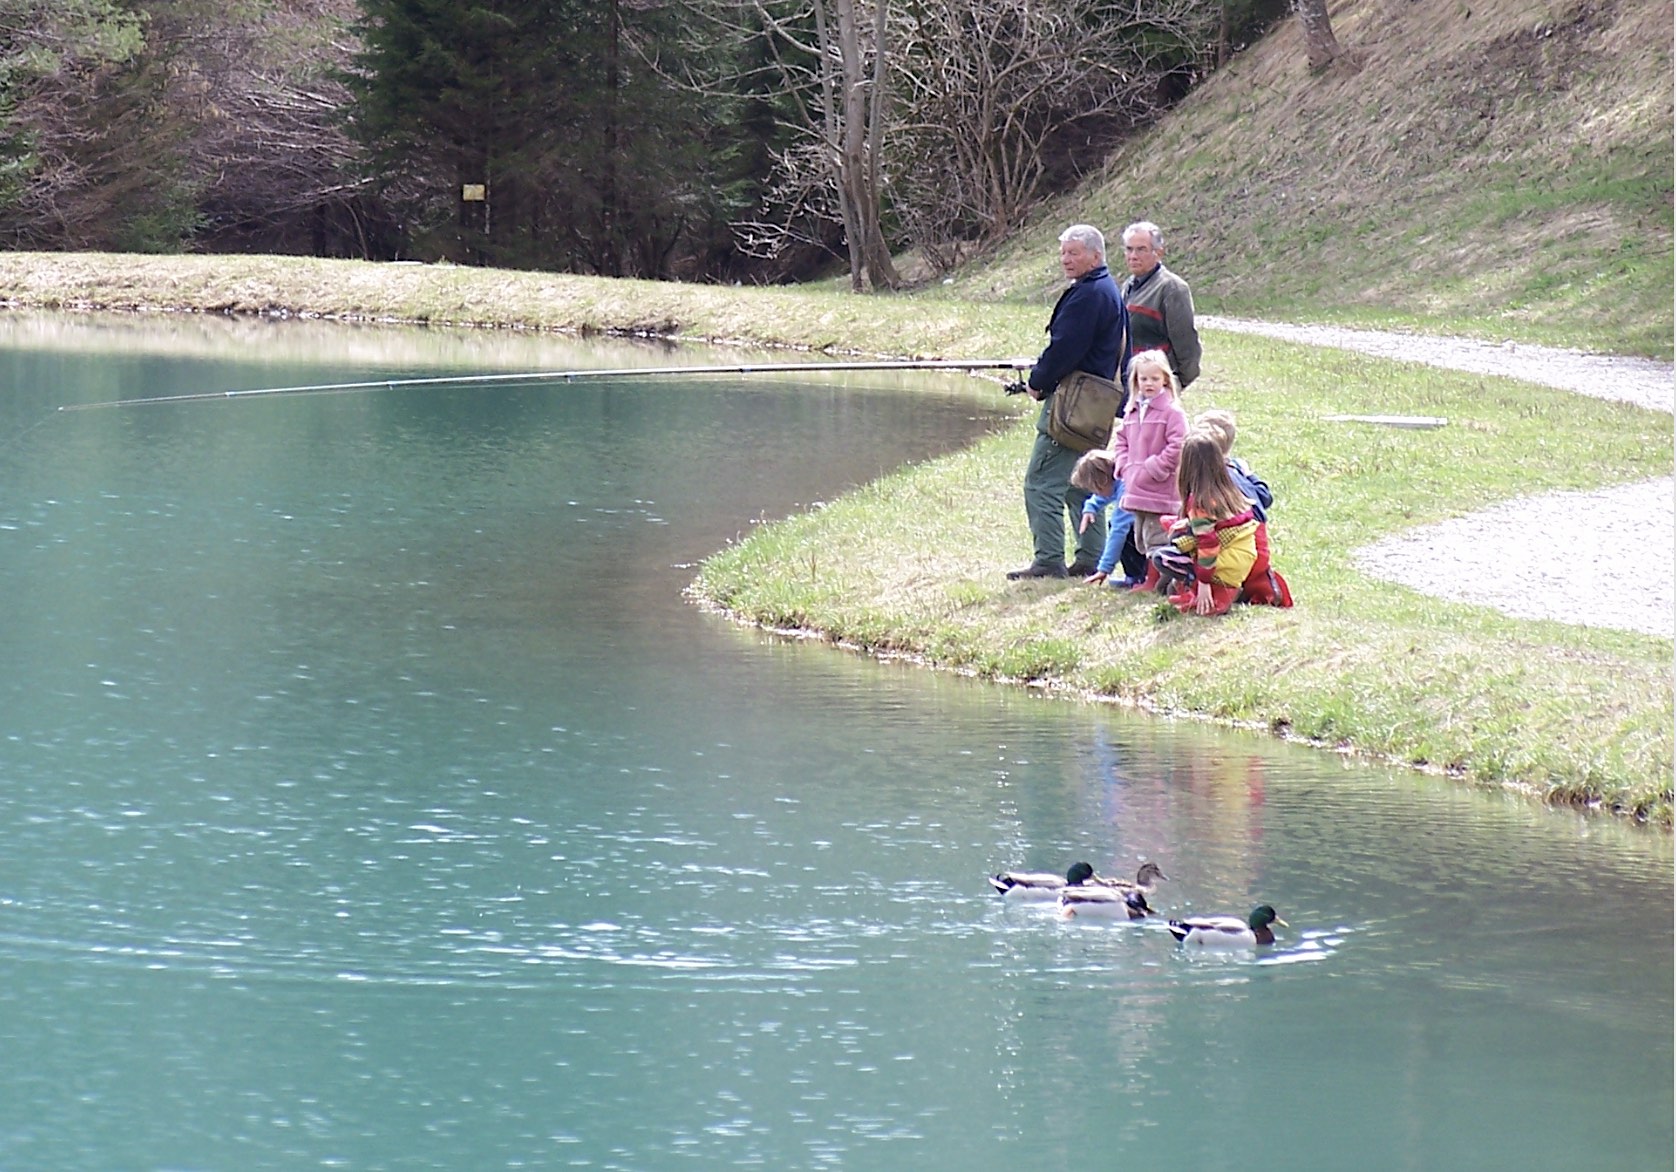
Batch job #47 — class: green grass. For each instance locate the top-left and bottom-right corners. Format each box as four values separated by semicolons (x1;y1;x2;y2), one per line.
696;341;1675;823
1;252;1667;821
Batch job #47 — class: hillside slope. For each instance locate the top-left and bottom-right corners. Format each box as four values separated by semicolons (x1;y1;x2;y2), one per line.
953;0;1673;359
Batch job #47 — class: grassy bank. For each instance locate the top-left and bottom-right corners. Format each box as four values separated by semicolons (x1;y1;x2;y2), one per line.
954;0;1673;361
0;251;1047;359
695;338;1674;823
1;252;1670;822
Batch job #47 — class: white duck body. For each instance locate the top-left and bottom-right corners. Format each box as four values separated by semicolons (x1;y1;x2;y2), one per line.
1059;886;1153;920
989;861;1097;900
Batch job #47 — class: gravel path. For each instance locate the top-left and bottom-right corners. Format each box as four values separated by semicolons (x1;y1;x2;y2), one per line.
1202;316;1674;412
1200;317;1675;637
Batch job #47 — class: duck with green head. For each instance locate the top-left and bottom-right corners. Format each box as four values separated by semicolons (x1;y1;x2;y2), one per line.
1167;905;1287;947
988;861;1099;900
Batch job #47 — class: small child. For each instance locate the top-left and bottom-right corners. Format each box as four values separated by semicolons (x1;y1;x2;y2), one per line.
1069;449;1136;586
1193;408;1273;521
1111;350;1188;593
1151;432;1292;615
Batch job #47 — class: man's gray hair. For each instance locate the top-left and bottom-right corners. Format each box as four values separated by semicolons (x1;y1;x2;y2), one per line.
1058;223;1106;259
1123;221;1164;249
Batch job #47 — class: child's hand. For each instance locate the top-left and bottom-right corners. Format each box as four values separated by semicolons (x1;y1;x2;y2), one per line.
1083;570;1108;584
1078;513;1093;533
1194;582;1214;615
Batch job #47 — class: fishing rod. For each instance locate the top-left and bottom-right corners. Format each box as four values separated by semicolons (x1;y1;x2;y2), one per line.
58;357;1036;413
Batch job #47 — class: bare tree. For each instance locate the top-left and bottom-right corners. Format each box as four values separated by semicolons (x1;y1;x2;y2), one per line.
671;0;1219;287
0;0;145;244
826;0;899;289
1292;0;1353;72
670;0;901;290
756;0;899;289
0;0;387;254
888;0;1216;271
166;0;388;256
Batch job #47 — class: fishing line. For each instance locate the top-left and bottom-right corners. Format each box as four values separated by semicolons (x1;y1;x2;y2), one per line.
0;410;64;461
58;357;1035;413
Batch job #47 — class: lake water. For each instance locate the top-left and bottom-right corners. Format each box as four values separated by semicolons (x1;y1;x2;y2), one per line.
0;313;1669;1171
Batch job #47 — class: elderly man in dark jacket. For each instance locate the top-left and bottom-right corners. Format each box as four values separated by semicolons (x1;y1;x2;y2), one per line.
1007;223;1130;580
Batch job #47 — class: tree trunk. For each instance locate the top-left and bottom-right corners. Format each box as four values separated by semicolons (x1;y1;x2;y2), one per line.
828;0;899;291
811;0;864;290
1293;0;1349;71
858;0;899;289
600;0;622;276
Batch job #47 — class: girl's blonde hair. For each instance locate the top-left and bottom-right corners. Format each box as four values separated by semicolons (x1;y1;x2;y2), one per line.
1070;448;1117;495
1176;432;1245;519
1127;350;1180;398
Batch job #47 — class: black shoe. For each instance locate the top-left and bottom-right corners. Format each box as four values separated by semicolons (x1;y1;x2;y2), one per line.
1006;562;1069;580
1066;562;1099;578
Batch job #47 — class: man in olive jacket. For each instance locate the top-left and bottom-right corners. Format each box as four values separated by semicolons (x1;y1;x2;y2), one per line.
1007;224;1129;580
1120;221;1201;387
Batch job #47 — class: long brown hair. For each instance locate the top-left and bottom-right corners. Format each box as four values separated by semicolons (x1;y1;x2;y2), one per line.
1176;432;1245;519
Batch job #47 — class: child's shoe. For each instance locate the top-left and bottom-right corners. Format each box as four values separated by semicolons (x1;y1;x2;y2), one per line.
1238;569;1294;608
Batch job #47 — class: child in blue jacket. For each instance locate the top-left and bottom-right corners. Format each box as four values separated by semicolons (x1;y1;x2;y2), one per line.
1069;449;1138;587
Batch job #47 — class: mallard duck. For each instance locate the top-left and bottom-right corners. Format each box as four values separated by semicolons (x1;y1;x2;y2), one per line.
1091;861;1169;896
988;861;1098;900
1167;905;1287;947
1059;886;1153;920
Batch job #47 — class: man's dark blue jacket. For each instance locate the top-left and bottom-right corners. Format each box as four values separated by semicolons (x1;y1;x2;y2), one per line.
1027;264;1128;395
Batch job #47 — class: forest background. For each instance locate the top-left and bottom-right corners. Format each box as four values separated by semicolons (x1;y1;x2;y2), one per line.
3;0;1283;282
4;0;1668;358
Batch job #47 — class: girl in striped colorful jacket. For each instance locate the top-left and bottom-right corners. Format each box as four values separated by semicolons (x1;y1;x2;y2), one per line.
1151;432;1292;615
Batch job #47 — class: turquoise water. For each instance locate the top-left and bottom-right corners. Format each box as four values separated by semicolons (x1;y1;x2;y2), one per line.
0;314;1669;1171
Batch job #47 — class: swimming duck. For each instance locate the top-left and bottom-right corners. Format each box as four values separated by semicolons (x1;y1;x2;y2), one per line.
1059;886;1153;920
1092;861;1169;896
988;861;1098;900
1167;905;1287;947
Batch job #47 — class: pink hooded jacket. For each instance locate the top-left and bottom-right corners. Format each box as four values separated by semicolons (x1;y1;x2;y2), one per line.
1112;388;1187;514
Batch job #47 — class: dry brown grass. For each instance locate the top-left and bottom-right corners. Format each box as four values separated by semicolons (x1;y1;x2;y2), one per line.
957;0;1672;357
0;252;1048;361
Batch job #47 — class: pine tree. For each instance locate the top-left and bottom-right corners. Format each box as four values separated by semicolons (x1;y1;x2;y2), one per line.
348;0;744;275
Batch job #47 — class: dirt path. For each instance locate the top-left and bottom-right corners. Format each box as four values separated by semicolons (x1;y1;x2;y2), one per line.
1202;316;1674;412
1201;317;1675;637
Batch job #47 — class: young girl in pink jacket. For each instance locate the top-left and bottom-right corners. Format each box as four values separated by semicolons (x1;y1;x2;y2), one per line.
1111;350;1187;593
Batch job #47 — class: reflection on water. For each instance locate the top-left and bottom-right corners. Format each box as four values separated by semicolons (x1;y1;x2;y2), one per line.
0;314;1668;1171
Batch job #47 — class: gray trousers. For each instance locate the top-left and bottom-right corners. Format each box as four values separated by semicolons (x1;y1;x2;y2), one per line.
1023;425;1105;568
